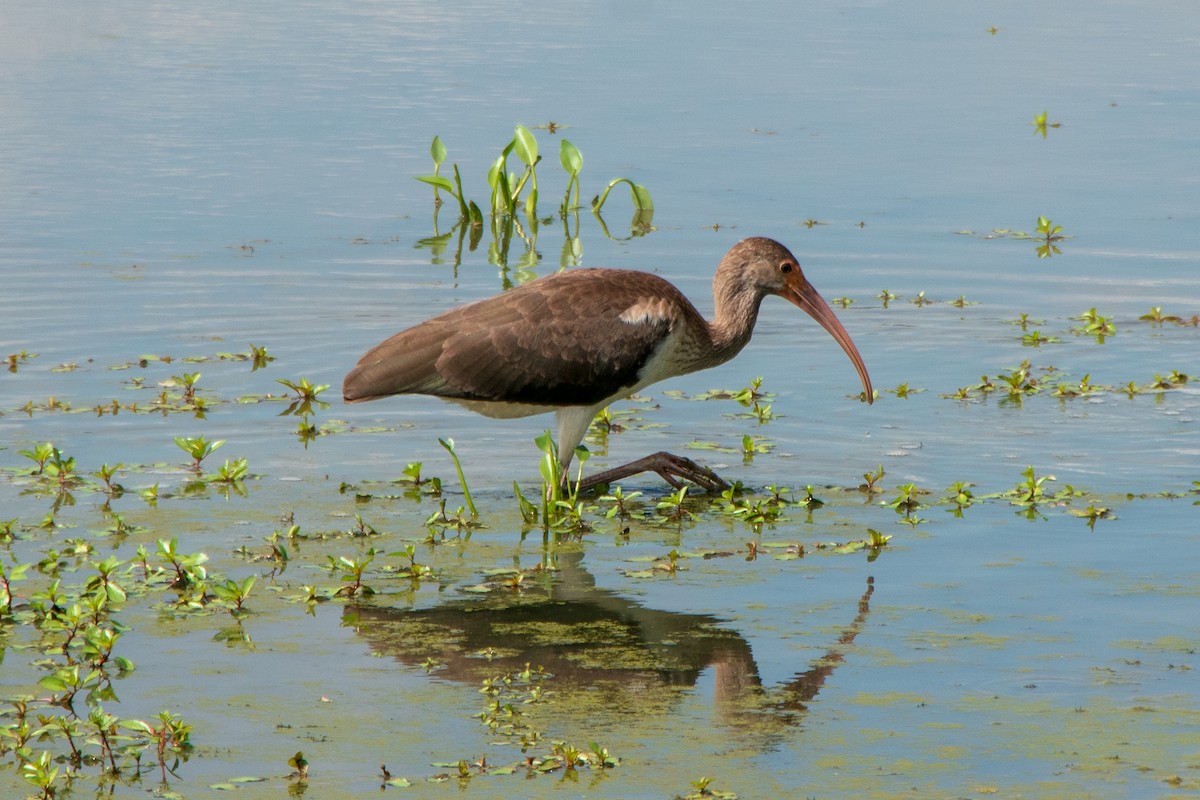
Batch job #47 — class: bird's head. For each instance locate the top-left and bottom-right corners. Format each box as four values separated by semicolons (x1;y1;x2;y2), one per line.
722;237;874;404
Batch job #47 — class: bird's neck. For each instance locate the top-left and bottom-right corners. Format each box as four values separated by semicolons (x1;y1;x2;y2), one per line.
705;287;763;366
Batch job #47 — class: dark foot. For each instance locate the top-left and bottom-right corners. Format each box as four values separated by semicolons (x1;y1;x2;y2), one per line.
577;451;731;494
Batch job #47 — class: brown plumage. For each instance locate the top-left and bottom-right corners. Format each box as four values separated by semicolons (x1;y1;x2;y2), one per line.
344;237;873;491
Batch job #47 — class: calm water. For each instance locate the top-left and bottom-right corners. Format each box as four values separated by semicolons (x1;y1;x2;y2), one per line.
2;1;1199;797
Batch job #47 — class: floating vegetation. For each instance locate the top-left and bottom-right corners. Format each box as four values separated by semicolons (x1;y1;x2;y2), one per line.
6;350;36;373
885;382;925;399
937;358;1193;403
1139;306;1199;327
956;216;1072;257
1021;329;1060;346
1070;308;1116;341
1031;110;1062;138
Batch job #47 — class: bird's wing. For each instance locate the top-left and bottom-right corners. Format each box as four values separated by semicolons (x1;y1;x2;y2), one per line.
344;269;683;407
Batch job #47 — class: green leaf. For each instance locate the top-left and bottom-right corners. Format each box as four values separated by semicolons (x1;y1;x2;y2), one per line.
631;183;654;211
430;135;446;167
559;139;582;175
416;175;455;194
513;124;538;167
38;675;68;692
121;719;156;734
487;154;505;190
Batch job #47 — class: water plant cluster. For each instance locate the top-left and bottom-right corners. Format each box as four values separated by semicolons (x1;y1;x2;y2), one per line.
415;125;654;271
0;527;199;796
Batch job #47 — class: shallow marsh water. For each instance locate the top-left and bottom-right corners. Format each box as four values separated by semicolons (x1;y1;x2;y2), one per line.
2;1;1199;798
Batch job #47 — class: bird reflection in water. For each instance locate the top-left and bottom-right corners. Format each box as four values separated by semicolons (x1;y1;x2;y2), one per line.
345;553;874;735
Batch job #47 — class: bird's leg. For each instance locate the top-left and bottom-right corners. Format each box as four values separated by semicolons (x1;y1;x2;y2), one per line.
577;452;730;494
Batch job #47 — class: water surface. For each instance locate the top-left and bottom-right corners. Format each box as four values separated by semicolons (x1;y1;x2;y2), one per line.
2;1;1198;797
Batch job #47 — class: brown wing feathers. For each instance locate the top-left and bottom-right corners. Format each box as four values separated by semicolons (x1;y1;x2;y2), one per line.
343;269;681;408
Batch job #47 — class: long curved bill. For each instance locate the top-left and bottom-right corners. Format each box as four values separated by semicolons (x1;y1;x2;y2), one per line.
785;280;874;404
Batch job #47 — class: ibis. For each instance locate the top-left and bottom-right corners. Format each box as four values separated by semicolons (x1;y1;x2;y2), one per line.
344;237;872;491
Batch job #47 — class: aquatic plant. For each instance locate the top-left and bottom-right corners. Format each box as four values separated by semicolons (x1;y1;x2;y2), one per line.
170;371;202;407
20;750;59;799
1035;215;1067;258
859;464;885;494
716;486;787;531
1031;110;1060;138
887;382;923;398
598;485;643;521
212;575;256;615
93;462;124;497
6;350;35;373
1070;308;1116;341
174;435;225;473
425;498;483;539
741;434;772;462
655;486;693;524
417;127;653;232
288;751;309;782
125;711;194;783
156;537;209;596
1021;329;1059;346
209;457;249;488
532;431;591;534
888;483;923;516
439;437;478;518
276;376;330;418
559;138;583;214
327;549;376;598
1008;465;1056;506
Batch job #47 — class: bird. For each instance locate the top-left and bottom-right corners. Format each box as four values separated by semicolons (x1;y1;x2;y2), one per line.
343;237;873;492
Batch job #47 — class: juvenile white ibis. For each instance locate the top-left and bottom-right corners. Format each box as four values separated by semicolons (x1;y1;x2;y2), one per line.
344;237;873;491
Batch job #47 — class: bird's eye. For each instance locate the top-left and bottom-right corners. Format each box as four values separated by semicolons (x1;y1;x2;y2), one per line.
779;260;794;274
